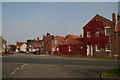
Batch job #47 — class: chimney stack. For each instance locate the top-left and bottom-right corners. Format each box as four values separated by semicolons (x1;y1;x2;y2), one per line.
112;13;116;23
80;34;82;38
117;13;120;21
37;37;39;41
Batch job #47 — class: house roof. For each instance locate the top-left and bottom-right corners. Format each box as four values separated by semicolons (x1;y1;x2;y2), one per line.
56;36;65;42
29;39;42;44
84;14;112;28
62;39;83;45
116;21;120;31
16;42;25;46
68;34;81;39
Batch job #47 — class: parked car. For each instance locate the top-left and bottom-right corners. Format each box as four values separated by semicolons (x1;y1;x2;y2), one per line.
33;50;40;55
8;51;14;54
25;52;30;54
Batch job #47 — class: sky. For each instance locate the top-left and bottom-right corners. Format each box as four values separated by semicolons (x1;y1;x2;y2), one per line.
0;2;2;36
2;2;118;44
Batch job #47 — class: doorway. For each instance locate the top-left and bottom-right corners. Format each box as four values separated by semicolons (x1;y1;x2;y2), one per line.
87;45;93;56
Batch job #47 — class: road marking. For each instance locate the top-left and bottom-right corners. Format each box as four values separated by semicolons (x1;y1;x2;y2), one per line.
9;67;19;76
9;64;28;77
21;64;28;68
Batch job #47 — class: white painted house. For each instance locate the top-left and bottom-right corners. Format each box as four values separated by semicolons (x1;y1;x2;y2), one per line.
20;43;27;52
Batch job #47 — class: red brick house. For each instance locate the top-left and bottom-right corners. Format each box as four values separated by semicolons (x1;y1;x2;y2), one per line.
111;13;120;59
51;36;65;54
83;13;120;58
27;37;42;53
53;34;86;55
42;33;54;54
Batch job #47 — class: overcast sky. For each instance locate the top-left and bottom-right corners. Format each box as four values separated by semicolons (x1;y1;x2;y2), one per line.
2;2;118;44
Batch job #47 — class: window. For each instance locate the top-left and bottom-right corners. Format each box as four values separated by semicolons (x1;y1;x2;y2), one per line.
95;31;99;37
80;46;83;49
68;46;71;52
57;47;59;51
52;47;55;51
106;43;110;51
96;44;100;51
105;27;110;36
87;31;91;37
55;40;57;44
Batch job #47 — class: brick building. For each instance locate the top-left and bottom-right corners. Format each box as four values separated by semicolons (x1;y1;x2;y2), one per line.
53;34;85;55
111;13;120;59
42;33;54;54
51;36;65;54
83;13;120;59
27;37;42;53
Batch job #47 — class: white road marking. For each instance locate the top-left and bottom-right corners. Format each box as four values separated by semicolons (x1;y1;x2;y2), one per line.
9;64;28;76
9;67;19;76
21;64;28;68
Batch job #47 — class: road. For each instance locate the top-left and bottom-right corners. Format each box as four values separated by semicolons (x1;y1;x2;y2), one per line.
2;53;119;79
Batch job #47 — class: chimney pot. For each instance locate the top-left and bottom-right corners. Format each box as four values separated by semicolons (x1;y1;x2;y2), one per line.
112;13;116;23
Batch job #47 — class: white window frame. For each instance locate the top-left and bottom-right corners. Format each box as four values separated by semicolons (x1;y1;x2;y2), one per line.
55;40;57;44
87;31;91;38
96;44;100;51
80;45;83;49
68;45;71;52
105;27;110;36
52;47;55;51
30;45;31;47
106;43;111;52
57;47;59;51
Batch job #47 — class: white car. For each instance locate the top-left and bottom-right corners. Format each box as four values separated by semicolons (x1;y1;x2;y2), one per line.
25;52;30;54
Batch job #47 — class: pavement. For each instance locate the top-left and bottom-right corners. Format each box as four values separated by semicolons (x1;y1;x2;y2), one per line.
2;53;119;79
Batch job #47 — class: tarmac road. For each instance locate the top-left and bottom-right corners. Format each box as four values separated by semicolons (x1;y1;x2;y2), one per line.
2;53;119;79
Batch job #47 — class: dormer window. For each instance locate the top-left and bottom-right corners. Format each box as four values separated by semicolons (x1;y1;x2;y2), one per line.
87;31;91;38
105;27;110;36
65;39;68;41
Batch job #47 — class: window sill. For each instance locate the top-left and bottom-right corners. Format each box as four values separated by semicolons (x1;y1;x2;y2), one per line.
96;50;100;51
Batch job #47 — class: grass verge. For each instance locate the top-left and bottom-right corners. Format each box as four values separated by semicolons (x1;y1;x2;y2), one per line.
55;54;120;60
102;68;120;78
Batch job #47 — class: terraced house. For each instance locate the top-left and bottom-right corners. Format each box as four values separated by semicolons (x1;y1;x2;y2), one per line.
53;34;85;55
26;37;42;53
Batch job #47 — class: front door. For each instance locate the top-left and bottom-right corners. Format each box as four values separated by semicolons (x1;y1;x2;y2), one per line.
87;45;93;56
